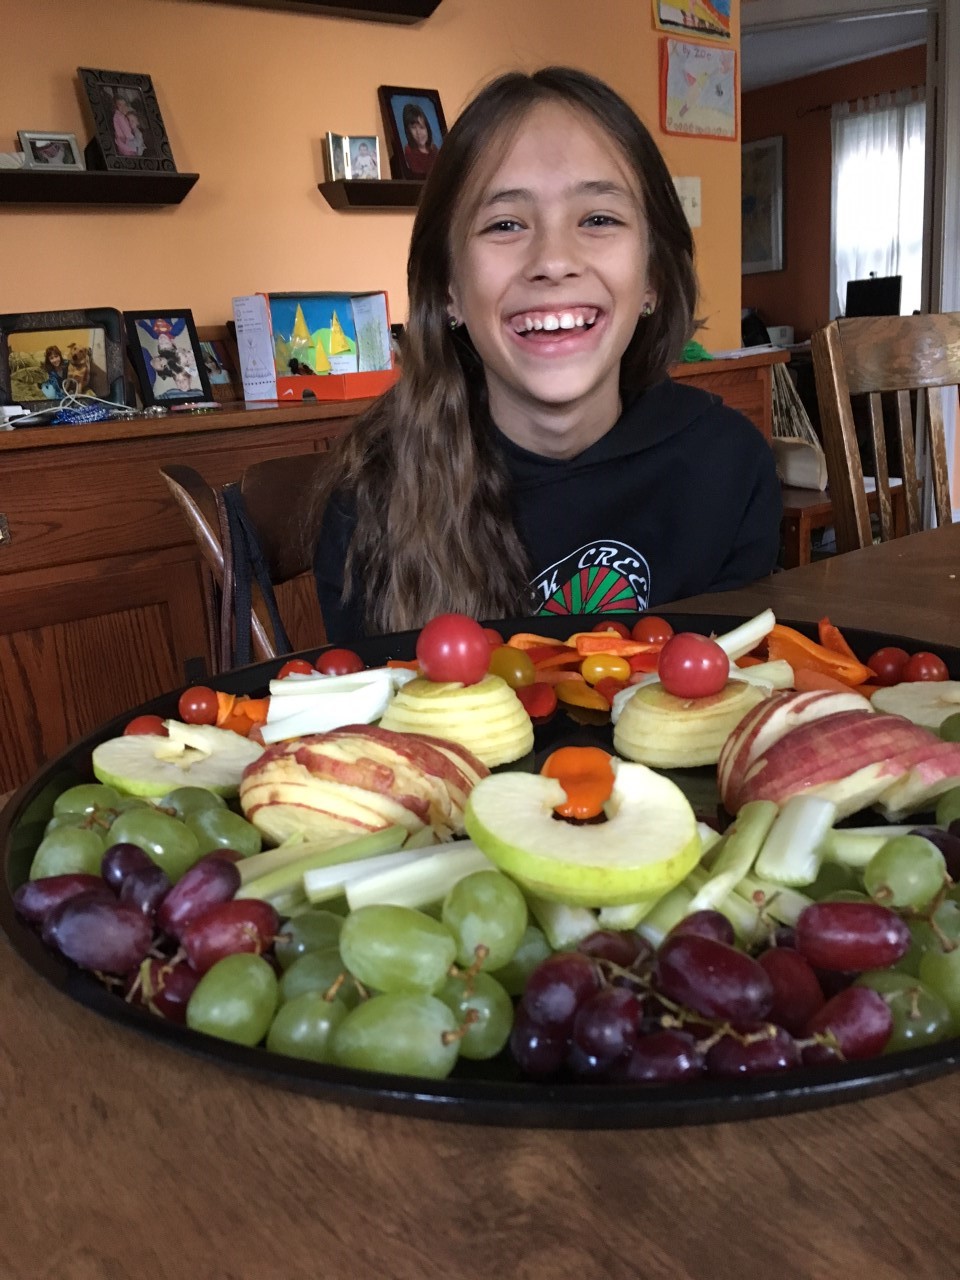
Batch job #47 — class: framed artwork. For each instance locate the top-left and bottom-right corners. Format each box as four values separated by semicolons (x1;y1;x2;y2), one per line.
377;85;447;179
659;39;737;141
346;134;381;180
0;308;127;412
78;68;177;172
196;326;243;404
17;131;85;170
324;132;348;182
124;311;213;406
653;0;731;41
742;136;784;274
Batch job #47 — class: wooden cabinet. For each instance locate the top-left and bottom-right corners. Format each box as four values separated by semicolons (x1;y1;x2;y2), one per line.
0;401;367;793
670;348;790;440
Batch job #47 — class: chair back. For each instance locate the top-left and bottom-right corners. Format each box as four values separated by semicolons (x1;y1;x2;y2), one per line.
160;452;330;670
811;312;958;554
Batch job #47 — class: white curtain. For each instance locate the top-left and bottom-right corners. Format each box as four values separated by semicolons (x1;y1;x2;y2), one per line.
830;90;926;318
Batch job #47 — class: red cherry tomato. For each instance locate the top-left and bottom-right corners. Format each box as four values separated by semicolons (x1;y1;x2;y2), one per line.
277;658;315;679
658;633;729;698
124;714;168;737
177;686;219;725
482;626;504;646
866;646;909;686
632;615;674;645
416;613;491;685
902;651;949;682
315;648;365;676
590;620;631;639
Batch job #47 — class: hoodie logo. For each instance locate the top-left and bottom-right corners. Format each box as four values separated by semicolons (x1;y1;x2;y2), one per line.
531;541;651;615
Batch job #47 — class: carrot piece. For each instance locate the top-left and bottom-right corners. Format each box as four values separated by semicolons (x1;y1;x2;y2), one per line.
235;696;270;725
215;692;237;725
217;709;254;736
766;624;874;686
555;679;611;711
817;616;860;662
541;746;616;820
736;655;765;668
572;635;655;657
507;632;574;651
386;659;420;670
793;668;871;698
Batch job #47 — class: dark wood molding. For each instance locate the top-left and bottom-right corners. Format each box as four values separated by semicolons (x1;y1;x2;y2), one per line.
319;179;423;209
0;169;199;207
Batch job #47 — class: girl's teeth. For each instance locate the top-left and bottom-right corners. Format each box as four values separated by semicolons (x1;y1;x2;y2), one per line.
559;313;576;329
542;315;560;331
533;318;543;330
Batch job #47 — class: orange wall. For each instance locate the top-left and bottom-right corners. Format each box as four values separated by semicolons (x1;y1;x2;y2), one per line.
741;44;926;341
0;0;744;349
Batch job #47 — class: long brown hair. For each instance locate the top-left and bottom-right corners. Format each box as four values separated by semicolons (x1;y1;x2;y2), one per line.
319;66;698;634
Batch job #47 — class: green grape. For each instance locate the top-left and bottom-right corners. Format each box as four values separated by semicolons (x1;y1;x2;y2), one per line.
185;807;262;858
807;860;858;901
29;826;106;880
53;784;122;817
275;910;344;970
490;924;552;996
159;786;227;820
112;796;150;814
332;992;460;1078
339;905;456;995
107;808;201;882
822;890;871;904
45;812;98;836
441;870;528;970
856;970;954;1052
864;835;946;910
918;948;960;1033
437;971;514;1060
935;786;960;829
939;713;960;744
186;953;278;1046
279;948;362;1009
266;991;348;1062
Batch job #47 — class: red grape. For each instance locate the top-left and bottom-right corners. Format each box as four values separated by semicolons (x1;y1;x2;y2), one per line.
568;987;643;1075
706;1024;800;1077
13;874;109;925
119;865;172;918
655;933;774;1023
509;1004;569;1079
795;902;910;972
803;986;894;1062
520;951;601;1038
611;1029;705;1083
666;909;735;947
43;892;153;975
757;947;825;1036
132;956;202;1024
577;929;649;968
101;842;154;890
181;899;280;974
156;857;242;940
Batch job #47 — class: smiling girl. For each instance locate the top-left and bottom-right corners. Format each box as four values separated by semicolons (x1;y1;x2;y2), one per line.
314;67;781;642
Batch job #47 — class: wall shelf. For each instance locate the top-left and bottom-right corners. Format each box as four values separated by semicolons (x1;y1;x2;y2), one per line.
319;179;423;210
0;170;199;206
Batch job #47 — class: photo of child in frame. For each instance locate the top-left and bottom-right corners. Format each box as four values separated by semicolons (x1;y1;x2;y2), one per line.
129;316;208;403
105;86;153;158
379;87;447;180
349;136;380;179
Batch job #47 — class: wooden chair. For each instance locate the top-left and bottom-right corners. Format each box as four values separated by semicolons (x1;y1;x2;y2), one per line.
160;453;330;671
811;313;957;554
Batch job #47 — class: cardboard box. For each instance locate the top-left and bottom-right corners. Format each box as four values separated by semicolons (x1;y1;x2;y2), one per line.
232;291;398;402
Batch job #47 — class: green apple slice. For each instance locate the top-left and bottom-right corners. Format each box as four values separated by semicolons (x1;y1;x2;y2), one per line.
464;761;701;906
92;724;264;798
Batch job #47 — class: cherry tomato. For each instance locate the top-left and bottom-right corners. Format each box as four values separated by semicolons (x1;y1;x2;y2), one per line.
580;653;631;685
902;651;949;682
124;714;168;737
488;645;536;688
482;626;504;646
277;658;315;679
632;615;674;645
315;648;365;676
590;620;631;639
658;633;729;698
866;646;909;686
416;613;491;685
178;686;219;725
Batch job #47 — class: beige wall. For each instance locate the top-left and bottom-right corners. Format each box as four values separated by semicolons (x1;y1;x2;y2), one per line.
0;0;742;349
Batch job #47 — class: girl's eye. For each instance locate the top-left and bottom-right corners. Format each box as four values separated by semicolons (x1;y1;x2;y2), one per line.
582;213;623;228
481;218;523;234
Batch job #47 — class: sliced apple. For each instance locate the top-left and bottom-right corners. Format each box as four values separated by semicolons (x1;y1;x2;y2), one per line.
464;760;701;906
92;722;264;798
871;680;960;732
379;674;534;767
613;679;768;768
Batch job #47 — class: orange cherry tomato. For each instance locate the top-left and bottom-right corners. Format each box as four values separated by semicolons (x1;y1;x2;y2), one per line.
580;653;631;686
590;620;632;640
632;615;674;645
488;645;536;688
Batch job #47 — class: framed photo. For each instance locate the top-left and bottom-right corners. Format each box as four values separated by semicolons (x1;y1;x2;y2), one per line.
653;0;730;41
742;136;784;274
0;308;127;412
78;67;177;172
346;134;381;180
324;132;349;182
124;311;213;407
197;325;243;404
17;131;84;170
377;85;447;179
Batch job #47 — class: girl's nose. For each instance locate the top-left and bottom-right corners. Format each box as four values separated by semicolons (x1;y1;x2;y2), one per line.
524;221;582;283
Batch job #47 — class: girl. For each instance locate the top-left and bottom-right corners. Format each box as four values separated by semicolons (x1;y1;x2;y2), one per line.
401;103;439;177
314;67;781;642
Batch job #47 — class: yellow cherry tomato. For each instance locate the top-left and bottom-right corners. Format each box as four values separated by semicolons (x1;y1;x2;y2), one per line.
580;653;631;686
488;644;536;688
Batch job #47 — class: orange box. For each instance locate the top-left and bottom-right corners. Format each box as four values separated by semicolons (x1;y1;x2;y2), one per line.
276;367;399;402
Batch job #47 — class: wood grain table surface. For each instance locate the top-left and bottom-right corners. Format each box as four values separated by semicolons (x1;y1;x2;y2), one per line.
2;525;960;1280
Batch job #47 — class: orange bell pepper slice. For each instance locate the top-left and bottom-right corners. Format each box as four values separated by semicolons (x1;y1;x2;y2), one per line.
531;668;586;686
767;624;874;686
572;635;657;658
555;679;611;711
817;616;860;662
541;746;615;820
236;696;269;725
628;650;662;674
215;692;237;725
507;632;574;651
793;669;871;698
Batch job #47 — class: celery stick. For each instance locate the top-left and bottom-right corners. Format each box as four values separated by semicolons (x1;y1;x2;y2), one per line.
346;842;492;911
687;800;777;912
236;824;409;901
714;610;776;661
736;873;814;926
236;825;408;886
636;883;695;947
825;825;916;868
697;822;723;860
303;850;420;904
526;895;598;951
754;795;837;887
597;892;666;931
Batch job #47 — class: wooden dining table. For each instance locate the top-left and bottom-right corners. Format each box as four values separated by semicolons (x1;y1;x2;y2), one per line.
2;524;959;1280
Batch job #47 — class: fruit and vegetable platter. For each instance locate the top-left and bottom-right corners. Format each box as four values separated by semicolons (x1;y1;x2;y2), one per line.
4;608;960;1129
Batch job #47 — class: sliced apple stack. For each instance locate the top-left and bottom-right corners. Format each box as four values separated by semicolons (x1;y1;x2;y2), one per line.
613;680;769;769
871;680;960;732
239;724;489;846
378;674;534;768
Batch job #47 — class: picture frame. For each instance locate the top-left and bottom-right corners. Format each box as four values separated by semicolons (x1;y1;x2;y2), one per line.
196;325;243;404
17;131;85;170
377;85;447;179
324;132;349;182
660;39;737;141
345;134;381;180
0;308;127;413
123;311;213;407
78;67;177;172
742;136;785;274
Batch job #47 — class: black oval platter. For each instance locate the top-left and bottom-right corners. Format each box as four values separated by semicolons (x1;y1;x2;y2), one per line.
3;612;960;1129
